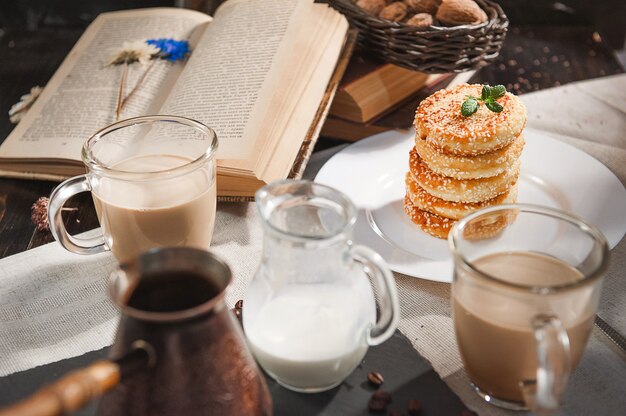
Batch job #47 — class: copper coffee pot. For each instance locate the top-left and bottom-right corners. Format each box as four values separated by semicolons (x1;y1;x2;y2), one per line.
0;247;272;416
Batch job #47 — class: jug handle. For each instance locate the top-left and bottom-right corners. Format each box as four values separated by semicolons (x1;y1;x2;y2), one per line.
353;245;400;346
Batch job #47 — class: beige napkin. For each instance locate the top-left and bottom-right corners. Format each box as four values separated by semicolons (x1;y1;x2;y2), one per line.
0;203;262;377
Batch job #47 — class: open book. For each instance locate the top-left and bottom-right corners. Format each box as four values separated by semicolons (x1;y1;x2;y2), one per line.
0;0;350;197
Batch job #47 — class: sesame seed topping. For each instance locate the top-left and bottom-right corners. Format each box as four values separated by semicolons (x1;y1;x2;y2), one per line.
405;84;526;237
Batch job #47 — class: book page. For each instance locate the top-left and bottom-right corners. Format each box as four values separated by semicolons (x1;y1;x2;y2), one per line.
0;8;210;161
252;4;348;179
159;0;306;161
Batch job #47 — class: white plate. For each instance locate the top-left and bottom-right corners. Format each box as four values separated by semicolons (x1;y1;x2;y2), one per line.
315;129;626;282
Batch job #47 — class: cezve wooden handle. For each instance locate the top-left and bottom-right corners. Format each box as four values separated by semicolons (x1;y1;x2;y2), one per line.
0;360;120;416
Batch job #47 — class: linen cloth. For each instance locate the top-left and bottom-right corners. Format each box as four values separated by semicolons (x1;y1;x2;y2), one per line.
1;75;625;415
0;204;261;377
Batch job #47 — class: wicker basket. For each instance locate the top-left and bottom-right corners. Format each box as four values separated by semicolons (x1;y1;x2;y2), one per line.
327;0;509;73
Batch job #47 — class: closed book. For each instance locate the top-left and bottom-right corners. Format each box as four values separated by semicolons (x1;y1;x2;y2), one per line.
320;116;395;142
329;54;446;123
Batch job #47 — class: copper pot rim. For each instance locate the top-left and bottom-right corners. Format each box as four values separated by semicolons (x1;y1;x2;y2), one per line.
108;247;231;323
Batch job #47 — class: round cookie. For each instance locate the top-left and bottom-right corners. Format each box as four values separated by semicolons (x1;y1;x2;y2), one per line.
406;173;518;220
414;134;525;179
404;195;515;240
403;195;453;239
408;148;520;202
414;84;527;156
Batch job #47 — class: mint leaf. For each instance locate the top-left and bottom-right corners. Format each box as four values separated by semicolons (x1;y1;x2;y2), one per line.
481;85;491;100
461;85;507;116
461;98;478;117
490;85;506;99
485;100;504;112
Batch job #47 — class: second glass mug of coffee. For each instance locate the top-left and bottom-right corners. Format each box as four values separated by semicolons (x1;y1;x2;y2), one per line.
48;115;218;263
449;204;608;413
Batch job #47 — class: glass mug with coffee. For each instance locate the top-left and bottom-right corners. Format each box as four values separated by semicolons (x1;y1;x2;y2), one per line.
48;115;218;263
449;204;608;413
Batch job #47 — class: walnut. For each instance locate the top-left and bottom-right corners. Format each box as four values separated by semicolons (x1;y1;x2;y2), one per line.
404;0;441;15
356;0;388;16
436;0;487;26
405;12;434;27
379;2;409;22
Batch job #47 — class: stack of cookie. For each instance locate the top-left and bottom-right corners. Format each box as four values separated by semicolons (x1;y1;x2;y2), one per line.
404;84;527;238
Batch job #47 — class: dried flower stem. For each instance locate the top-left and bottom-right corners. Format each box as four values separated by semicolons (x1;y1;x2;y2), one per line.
122;60;156;108
115;62;129;120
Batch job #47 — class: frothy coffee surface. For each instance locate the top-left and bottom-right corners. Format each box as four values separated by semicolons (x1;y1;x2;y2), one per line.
93;154;216;263
453;252;594;403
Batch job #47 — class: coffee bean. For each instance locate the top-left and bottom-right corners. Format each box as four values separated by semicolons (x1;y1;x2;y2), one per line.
368;371;384;387
371;390;392;404
407;399;422;415
235;299;243;309
368;398;388;413
388;410;404;416
461;411;478;416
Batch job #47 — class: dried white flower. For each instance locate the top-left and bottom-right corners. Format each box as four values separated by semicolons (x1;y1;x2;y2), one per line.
9;86;43;124
108;40;160;66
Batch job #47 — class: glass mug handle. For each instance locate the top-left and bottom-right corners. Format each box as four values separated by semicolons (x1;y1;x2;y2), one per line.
48;175;108;255
521;314;571;414
352;245;400;346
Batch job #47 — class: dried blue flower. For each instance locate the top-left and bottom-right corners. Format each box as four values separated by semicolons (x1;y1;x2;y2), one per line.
146;38;190;62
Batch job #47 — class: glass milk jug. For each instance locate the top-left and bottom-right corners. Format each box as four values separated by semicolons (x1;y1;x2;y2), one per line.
243;180;400;393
